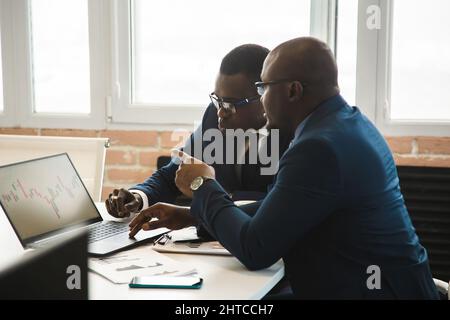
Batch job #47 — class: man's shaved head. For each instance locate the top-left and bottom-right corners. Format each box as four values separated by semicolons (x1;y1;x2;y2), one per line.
264;37;339;96
260;37;340;134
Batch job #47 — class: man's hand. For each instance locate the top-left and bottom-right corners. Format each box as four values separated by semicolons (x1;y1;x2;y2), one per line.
105;188;142;218
175;151;215;198
128;203;196;238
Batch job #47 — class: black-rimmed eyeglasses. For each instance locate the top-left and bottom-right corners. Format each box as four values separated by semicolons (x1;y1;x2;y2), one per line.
254;79;307;96
209;92;260;114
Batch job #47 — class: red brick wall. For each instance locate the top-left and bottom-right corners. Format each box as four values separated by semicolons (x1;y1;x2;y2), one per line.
386;137;450;167
1;128;449;201
0;128;190;201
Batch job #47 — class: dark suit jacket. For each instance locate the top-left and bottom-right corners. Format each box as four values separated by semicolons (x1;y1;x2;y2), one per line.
132;103;285;204
190;95;439;299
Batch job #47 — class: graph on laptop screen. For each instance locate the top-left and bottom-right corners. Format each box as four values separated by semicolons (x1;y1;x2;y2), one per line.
0;154;99;241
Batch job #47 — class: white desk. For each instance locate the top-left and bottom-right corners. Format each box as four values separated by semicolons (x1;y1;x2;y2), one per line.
89;246;284;300
90;203;285;300
0;203;284;300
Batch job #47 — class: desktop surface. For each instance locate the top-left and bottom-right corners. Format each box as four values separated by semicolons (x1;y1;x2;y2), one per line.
89;248;284;300
0;201;284;300
89;203;285;300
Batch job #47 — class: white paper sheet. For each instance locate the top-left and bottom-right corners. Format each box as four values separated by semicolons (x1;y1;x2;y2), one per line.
153;227;231;256
153;240;231;256
88;246;197;284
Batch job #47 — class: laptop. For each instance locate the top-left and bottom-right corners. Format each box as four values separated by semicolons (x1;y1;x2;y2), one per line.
0;153;169;256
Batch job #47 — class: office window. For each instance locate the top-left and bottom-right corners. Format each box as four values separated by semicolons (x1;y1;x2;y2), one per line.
336;0;358;106
30;0;91;114
131;0;311;106
390;0;450;121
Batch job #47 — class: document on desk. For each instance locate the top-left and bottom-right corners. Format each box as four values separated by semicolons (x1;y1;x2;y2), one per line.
88;246;197;284
153;240;232;256
152;227;232;256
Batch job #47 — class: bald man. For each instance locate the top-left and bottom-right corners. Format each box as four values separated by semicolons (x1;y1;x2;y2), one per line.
131;37;439;299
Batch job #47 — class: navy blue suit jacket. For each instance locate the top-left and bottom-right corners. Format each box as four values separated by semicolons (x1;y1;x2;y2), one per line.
190;95;439;299
132;103;283;205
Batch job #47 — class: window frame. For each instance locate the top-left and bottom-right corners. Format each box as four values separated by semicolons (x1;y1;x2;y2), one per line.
0;0;21;127
0;0;106;129
310;0;337;54
0;0;448;134
355;0;450;136
111;0;320;126
110;0;215;125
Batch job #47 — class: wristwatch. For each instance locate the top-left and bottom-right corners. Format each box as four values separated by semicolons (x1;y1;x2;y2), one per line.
190;176;213;191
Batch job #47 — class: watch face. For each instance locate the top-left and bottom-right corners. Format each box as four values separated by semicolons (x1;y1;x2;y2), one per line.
190;176;203;191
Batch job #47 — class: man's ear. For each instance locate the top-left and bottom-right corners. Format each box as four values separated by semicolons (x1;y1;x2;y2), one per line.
288;81;303;102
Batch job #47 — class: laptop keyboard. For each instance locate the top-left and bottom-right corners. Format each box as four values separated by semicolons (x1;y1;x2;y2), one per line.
87;222;129;244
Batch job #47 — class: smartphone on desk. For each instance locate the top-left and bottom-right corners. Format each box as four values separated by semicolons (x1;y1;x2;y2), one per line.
129;276;203;289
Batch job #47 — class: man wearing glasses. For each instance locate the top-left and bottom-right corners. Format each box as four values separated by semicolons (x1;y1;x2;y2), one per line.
106;44;289;231
131;37;439;299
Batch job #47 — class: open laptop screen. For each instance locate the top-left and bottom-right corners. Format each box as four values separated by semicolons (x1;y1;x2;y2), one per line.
0;153;101;245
